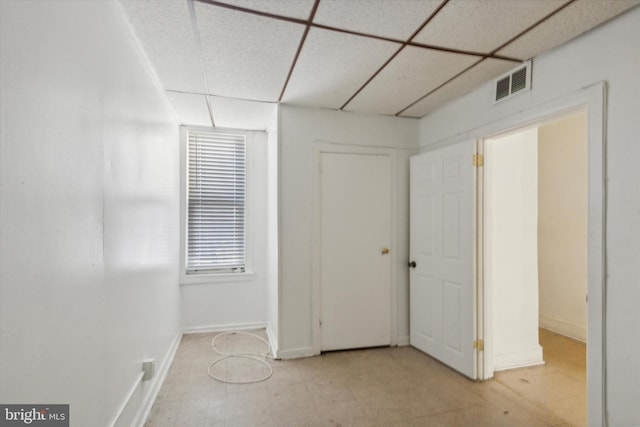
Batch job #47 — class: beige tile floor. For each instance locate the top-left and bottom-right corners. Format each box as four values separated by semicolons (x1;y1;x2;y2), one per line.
145;329;585;427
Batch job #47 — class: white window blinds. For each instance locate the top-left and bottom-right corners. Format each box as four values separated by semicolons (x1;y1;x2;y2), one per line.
187;131;246;273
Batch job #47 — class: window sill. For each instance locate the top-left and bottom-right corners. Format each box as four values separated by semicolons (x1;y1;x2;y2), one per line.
180;271;255;286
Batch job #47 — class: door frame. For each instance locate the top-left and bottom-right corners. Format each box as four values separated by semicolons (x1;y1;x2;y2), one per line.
311;142;398;355
470;83;605;425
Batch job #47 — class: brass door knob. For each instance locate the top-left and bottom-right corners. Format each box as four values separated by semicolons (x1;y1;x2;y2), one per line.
381;247;390;255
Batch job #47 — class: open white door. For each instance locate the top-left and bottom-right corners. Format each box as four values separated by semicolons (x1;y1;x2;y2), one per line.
410;140;476;379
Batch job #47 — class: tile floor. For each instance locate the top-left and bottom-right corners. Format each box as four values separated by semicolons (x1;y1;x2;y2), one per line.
145;329;585;427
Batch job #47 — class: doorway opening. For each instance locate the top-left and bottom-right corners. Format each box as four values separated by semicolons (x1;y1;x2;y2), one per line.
409;82;605;425
482;109;588;426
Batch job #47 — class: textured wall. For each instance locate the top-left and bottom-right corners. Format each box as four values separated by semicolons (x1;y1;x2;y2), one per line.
0;1;180;425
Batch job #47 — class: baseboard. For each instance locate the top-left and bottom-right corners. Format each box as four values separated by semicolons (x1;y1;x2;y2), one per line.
276;346;315;360
265;323;280;359
181;321;267;335
133;331;182;427
539;314;586;343
493;343;544;371
395;335;410;346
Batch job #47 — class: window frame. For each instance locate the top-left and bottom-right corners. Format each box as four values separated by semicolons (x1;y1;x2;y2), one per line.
179;125;254;285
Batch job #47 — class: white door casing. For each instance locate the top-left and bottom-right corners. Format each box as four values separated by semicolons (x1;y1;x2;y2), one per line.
407;85;604;423
410;140;476;379
319;152;392;351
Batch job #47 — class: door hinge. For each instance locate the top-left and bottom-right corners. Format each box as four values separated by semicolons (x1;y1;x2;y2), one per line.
473;339;484;351
473;154;484;167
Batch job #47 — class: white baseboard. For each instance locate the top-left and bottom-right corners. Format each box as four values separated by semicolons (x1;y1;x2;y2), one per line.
277;346;315;360
181;321;267;335
493;343;544;371
395;335;410;346
539;314;586;343
265;323;279;359
134;331;182;427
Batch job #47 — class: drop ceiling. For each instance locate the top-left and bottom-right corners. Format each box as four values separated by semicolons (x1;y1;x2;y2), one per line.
119;0;639;130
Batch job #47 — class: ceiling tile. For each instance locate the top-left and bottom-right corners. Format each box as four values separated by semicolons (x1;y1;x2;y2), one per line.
400;59;518;118
195;2;305;101
118;0;206;93
166;91;212;126
211;0;315;20
413;0;566;54
313;0;442;40
281;28;399;109
498;0;640;60
209;96;276;130
345;46;478;116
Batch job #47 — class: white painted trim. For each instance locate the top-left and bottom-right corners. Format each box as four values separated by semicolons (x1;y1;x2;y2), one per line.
181;322;267;335
110;372;144;427
493;344;544;372
396;336;410;346
274;105;284;363
475;139;486;381
469;82;605;426
266;322;280;359
134;332;182;427
180;272;256;286
311;141;398;355
277;347;315;360
539;315;587;343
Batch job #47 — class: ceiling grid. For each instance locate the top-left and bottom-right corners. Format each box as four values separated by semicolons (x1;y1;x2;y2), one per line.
187;0;216;126
119;0;640;128
339;0;452;111
278;0;321;101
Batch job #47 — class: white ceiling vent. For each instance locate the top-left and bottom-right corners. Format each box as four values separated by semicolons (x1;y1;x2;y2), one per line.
494;60;531;103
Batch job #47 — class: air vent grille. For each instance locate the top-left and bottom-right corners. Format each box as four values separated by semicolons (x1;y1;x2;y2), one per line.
494;61;532;103
511;67;527;93
496;76;510;101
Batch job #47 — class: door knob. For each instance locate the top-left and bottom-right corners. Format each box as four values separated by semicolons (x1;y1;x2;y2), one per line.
408;261;417;268
381;247;390;255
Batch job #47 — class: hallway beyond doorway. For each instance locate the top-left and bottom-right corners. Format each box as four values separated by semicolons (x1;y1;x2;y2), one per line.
494;328;586;427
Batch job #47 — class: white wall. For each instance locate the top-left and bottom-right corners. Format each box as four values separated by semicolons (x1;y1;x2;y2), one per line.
485;129;543;370
419;7;640;425
278;104;418;357
538;112;588;342
180;131;268;331
266;107;280;353
0;1;180;426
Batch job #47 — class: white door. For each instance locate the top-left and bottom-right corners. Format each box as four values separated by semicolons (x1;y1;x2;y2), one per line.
410;140;476;378
320;152;392;351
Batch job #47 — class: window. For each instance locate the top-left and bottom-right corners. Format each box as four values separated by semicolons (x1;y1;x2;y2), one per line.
186;130;246;275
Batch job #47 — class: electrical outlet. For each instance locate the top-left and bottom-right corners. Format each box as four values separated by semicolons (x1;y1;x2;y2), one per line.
142;359;155;381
